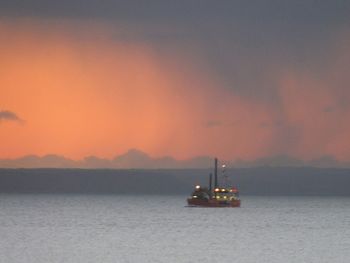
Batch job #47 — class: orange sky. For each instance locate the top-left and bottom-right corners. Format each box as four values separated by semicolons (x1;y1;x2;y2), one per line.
1;20;350;162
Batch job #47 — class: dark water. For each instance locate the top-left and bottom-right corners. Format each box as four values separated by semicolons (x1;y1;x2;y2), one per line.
0;195;349;263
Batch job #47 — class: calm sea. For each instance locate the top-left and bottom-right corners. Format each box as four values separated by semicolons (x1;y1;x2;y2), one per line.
0;194;349;263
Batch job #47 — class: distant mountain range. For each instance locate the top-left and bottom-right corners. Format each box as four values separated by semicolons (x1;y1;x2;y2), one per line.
0;149;349;169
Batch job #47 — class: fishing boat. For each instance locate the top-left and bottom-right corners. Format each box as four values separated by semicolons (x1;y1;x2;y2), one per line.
187;158;241;207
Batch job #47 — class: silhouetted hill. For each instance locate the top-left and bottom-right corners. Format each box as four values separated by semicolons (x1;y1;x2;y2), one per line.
1;150;349;169
0;167;349;195
0;150;214;169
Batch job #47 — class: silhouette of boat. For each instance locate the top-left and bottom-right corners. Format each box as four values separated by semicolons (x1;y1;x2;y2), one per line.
187;158;241;207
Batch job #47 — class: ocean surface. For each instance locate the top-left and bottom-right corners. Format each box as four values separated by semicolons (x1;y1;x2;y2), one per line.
0;195;349;263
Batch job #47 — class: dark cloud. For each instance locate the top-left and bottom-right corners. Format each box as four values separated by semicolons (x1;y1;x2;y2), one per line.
1;1;349;51
205;120;222;128
0;110;23;123
259;122;270;128
0;1;349;24
323;106;335;113
1;1;349;102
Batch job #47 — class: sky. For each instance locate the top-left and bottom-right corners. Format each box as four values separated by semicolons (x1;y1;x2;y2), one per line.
1;1;350;165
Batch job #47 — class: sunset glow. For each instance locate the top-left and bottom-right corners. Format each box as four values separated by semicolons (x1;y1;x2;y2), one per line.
1;19;350;164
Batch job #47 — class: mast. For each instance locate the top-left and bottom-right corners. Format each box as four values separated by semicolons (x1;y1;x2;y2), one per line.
214;158;218;188
209;173;212;193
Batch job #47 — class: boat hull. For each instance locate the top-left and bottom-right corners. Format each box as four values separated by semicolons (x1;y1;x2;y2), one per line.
187;198;241;207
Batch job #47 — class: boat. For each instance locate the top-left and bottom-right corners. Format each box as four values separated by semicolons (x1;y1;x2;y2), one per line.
187;158;241;207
